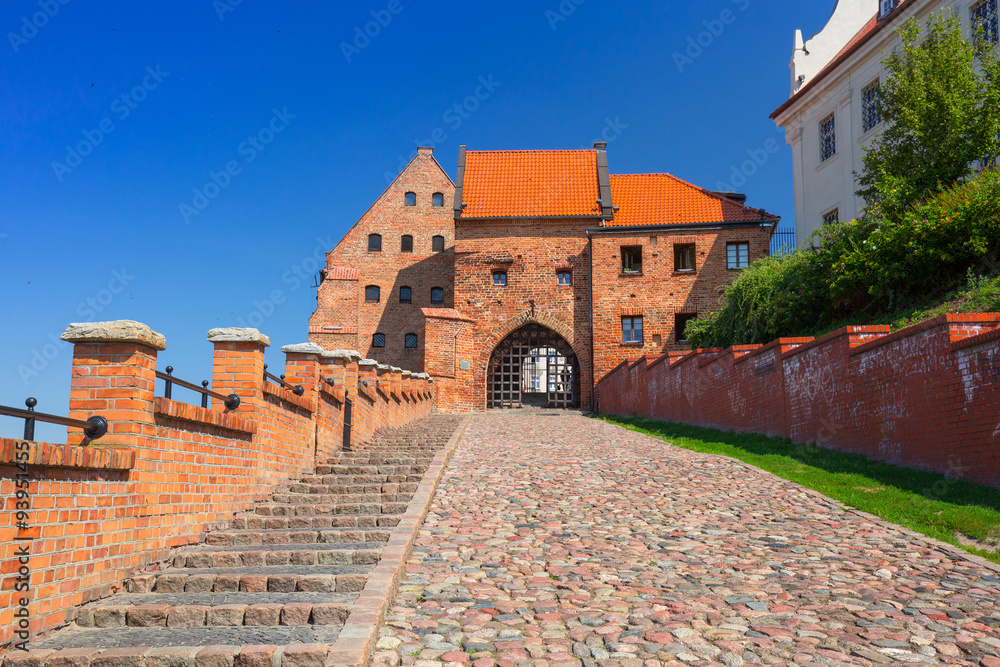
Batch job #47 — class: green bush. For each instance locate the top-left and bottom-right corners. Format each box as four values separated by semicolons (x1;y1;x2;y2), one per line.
689;166;1000;349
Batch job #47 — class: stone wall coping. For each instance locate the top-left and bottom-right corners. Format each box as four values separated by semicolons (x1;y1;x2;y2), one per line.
358;359;379;367
207;327;271;347
323;350;363;361
281;342;325;355
61;320;167;351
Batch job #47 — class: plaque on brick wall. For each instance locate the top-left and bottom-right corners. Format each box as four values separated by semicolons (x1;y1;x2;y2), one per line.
460;360;471;370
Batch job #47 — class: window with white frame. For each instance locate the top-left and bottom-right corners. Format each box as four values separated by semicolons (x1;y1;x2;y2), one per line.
726;242;749;269
820;113;837;162
973;0;999;47
862;80;881;133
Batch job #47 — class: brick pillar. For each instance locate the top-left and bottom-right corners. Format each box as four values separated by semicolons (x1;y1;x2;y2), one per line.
356;359;379;444
208;328;269;414
322;350;362;399
61;320;165;447
281;343;324;408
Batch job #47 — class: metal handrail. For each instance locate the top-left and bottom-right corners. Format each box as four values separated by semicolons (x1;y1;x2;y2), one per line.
0;398;108;441
157;367;241;410
263;365;305;396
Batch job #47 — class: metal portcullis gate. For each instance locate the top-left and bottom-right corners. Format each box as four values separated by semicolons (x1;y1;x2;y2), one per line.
487;324;579;409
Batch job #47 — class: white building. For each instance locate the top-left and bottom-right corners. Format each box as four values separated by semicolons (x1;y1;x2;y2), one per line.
772;0;998;243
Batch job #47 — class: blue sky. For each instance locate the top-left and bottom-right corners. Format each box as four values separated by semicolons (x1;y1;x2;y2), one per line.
0;0;833;441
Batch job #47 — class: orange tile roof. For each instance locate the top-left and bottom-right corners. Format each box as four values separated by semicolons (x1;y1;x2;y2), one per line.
325;267;360;281
607;174;775;227
461;150;602;218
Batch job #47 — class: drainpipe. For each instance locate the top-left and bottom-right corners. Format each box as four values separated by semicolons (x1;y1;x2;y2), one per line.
587;228;596;413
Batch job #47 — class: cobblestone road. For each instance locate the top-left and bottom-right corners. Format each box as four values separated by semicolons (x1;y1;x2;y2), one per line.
374;415;1000;667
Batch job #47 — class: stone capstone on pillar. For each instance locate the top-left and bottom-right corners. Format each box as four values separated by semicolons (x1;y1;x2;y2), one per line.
207;327;271;347
280;343;325;356
61;320;167;350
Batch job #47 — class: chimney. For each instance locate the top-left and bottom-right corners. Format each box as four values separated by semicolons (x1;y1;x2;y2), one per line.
417;146;434;155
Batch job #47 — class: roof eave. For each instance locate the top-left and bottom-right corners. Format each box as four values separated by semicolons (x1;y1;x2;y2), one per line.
586;219;780;233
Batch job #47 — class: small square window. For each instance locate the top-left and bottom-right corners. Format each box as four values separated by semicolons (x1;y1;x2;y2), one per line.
493;271;507;286
432;192;445;207
820;113;837;162
727;242;749;270
823;208;840;225
675;314;697;343
432;235;445;252
431;287;444;304
622;316;643;344
674;244;696;271
365;285;380;303
400;286;412;304
621;246;642;273
404;192;416;206
368;234;382;252
558;271;572;286
404;333;418;348
401;235;413;253
372;333;386;348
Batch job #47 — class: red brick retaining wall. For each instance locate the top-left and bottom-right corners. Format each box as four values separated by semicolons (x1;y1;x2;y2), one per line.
0;326;433;649
598;314;1000;488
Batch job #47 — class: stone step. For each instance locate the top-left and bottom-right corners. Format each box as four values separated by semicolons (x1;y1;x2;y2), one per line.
320;455;423;466
270;491;412;505
313;464;428;476
75;593;353;628
171;542;382;568
231;513;400;530
135;565;370;594
22;628;342;656
253;501;410;516
283;481;419;496
297;473;424;485
205;527;391;547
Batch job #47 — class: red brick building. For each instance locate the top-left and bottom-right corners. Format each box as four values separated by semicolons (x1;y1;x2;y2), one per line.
309;143;777;412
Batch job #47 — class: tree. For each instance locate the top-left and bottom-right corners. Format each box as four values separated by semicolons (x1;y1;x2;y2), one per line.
856;9;1000;219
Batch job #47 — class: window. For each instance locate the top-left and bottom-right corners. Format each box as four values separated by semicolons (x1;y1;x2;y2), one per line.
675;314;697;343
973;0;999;47
493;271;507;286
621;246;642;273
558;271;572;286
622;316;643;344
823;208;840;225
405;192;416;206
879;0;895;19
432;235;445;252
431;287;444;304
727;242;750;270
531;377;540;390
404;333;418;349
432;192;445;207
862;80;881;133
372;333;386;348
400;286;412;304
820;113;837;162
674;244;696;271
401;235;413;253
368;233;382;252
365;285;381;303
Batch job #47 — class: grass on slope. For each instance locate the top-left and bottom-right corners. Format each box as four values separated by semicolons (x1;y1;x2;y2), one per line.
595;415;1000;565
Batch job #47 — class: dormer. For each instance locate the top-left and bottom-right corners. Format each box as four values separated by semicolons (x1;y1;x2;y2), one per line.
789;0;879;95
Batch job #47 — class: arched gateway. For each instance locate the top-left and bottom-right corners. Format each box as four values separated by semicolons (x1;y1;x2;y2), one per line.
487;324;580;409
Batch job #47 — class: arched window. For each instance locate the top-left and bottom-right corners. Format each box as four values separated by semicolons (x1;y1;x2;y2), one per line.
368;234;382;252
365;285;380;303
372;333;386;348
405;333;418;349
432;235;445;252
405;192;417;206
432;192;445;207
430;287;444;305
399;286;412;304
401;235;413;253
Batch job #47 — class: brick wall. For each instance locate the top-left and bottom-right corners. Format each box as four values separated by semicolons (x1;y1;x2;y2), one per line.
598;313;1000;488
0;322;433;649
308;148;456;370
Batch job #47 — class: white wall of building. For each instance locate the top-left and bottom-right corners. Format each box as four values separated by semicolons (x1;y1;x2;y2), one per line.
774;0;994;243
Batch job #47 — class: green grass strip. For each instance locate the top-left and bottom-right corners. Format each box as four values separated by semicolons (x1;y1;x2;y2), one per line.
593;415;1000;565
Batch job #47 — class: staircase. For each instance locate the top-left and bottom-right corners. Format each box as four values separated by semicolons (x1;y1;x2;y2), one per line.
13;415;463;667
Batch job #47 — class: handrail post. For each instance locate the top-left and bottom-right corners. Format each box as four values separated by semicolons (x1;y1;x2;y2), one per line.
201;381;210;409
164;366;174;400
24;397;36;441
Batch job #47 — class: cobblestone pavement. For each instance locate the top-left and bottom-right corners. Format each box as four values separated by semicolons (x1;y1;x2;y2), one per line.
374;415;1000;667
